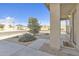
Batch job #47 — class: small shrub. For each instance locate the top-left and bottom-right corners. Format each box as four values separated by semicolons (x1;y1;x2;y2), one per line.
18;33;36;42
44;33;49;35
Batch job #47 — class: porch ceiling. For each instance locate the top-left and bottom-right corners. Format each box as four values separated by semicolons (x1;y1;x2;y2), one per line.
60;4;76;19
45;3;76;19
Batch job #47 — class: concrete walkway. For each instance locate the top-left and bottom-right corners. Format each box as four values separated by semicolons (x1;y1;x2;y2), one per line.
28;39;49;50
0;40;51;56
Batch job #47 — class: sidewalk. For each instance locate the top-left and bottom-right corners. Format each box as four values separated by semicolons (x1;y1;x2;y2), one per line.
0;31;26;40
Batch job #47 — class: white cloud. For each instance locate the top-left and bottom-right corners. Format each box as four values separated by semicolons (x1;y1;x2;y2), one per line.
0;16;15;25
6;16;14;20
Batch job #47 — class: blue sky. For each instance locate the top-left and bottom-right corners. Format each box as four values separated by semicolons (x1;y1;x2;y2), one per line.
0;3;50;26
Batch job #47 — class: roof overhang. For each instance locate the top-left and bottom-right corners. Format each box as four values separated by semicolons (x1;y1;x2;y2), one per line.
45;3;77;20
60;3;76;19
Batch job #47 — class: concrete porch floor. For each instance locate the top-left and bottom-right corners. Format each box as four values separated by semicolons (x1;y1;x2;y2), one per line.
0;40;51;56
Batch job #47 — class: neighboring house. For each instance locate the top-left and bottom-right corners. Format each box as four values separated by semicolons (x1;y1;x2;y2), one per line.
15;25;29;31
40;25;50;31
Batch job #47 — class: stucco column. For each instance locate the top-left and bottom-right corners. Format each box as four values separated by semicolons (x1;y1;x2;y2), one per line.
50;4;61;50
66;20;70;34
68;15;74;43
74;4;79;50
67;14;76;47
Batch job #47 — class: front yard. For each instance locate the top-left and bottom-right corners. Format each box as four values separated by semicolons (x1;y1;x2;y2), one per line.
3;32;50;46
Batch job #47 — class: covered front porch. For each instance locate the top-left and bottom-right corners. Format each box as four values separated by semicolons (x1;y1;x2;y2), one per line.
46;3;79;51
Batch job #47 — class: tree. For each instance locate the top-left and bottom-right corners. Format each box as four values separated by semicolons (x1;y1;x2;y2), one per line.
16;24;24;30
28;17;41;36
0;24;4;30
9;25;13;28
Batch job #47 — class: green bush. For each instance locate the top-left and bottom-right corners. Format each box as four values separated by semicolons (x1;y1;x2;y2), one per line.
18;33;36;42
